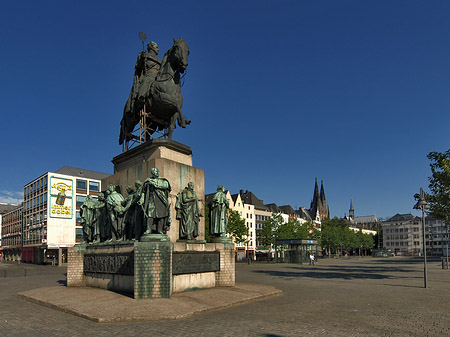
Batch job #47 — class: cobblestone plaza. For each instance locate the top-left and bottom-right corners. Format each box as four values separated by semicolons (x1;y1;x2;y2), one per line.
0;257;449;336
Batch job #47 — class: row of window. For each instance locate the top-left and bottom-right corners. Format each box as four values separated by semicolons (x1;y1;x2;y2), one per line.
2;210;22;222
23;227;47;242
24;193;48;211
76;195;98;208
25;210;47;226
384;227;419;233
2;237;21;246
76;179;99;192
25;176;48;197
2;224;21;235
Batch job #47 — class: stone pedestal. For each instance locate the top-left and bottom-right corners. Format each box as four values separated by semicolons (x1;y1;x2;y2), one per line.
67;243;87;287
134;236;172;299
101;139;205;243
67;140;235;299
67;239;235;298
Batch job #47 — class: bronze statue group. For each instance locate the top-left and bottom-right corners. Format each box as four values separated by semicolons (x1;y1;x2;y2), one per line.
80;168;230;243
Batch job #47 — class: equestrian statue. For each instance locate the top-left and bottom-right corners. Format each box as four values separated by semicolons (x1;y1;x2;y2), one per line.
119;36;190;146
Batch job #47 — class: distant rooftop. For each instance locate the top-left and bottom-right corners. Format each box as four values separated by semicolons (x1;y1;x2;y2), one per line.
55;166;110;180
0;203;21;215
353;215;378;224
385;213;417;222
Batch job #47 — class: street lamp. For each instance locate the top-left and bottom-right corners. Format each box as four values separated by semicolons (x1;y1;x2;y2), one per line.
414;187;430;289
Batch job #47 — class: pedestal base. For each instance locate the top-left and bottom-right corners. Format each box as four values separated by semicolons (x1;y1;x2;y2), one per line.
210;236;233;244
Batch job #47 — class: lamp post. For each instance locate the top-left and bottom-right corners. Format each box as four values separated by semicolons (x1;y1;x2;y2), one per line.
414;187;430;288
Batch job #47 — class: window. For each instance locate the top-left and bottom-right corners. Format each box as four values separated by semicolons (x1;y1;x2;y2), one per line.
76;227;84;241
76;211;81;223
76;195;86;207
89;181;99;192
77;179;87;191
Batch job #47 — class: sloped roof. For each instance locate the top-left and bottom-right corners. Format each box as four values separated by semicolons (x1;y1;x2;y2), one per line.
279;205;295;215
353;215;378;224
0;203;21;215
240;190;265;207
296;207;312;221
55;166;110;180
386;213;415;222
265;203;280;213
230;193;240;203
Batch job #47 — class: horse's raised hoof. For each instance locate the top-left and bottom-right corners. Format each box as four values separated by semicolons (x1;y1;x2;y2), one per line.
185;119;191;125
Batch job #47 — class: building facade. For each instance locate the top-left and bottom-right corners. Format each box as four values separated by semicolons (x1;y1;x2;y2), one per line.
425;216;449;256
19;166;109;264
382;214;422;255
1;204;23;261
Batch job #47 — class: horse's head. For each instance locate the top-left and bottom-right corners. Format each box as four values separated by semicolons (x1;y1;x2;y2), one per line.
169;38;189;73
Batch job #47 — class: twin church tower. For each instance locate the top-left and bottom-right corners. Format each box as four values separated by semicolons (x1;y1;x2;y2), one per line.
308;178;330;221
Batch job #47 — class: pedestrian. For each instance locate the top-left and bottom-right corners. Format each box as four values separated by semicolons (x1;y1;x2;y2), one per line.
309;253;314;265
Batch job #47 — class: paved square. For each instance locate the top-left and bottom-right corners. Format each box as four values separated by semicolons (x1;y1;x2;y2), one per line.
1;257;449;336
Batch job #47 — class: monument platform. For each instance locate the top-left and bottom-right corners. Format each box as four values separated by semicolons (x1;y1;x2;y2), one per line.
19;283;282;322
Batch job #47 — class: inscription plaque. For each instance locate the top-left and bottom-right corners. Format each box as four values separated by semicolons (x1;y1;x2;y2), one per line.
84;253;134;275
172;251;220;275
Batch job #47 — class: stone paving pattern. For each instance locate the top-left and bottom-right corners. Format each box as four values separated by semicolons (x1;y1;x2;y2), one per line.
1;257;450;336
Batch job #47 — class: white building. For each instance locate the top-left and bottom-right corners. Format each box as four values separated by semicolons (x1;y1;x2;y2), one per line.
425;216;449;256
382;214;422;256
22;166;109;264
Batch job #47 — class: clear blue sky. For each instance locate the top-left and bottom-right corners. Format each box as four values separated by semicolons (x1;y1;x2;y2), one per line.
1;1;449;219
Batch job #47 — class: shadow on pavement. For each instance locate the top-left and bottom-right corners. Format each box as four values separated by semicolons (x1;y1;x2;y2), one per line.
57;279;67;286
252;264;421;281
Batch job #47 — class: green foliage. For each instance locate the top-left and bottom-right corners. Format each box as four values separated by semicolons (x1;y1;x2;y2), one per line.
227;209;248;244
320;217;374;255
258;213;283;246
257;214;321;248
359;231;375;250
427;150;450;226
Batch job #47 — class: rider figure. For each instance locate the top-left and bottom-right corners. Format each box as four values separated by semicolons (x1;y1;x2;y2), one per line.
123;41;161;120
137;41;162;101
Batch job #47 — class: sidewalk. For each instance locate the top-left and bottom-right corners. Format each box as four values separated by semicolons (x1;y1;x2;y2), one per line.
0;261;66;278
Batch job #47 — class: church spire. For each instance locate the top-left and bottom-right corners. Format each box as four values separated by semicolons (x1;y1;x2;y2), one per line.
349;199;355;219
320;180;326;202
309;178;329;221
320;180;329;219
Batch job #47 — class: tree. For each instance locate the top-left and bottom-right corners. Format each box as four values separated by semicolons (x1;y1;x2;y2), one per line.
257;215;321;248
427;150;450;264
320;217;365;257
427;150;450;224
227;209;248;245
360;232;375;254
258;213;284;247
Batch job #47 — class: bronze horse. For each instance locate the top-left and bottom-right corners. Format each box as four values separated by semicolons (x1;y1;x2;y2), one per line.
119;38;190;144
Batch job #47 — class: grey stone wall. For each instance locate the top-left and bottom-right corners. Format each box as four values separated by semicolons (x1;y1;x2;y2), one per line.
134;240;172;299
67;244;86;287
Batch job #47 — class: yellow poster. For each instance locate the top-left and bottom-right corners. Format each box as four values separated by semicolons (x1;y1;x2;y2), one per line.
49;176;73;219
